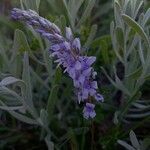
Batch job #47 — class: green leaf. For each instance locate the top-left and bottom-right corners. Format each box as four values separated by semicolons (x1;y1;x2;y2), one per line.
22;0;41;12
44;50;53;83
134;1;143;19
0;77;24;86
91;35;111;48
77;0;96;27
101;67;131;96
110;21;124;63
67;0;84;26
125;112;150;118
40;109;49;127
0;86;24;104
113;111;120;124
132;102;150;109
22;52;37;118
100;40;110;64
125;67;142;80
115;74;131;96
71;0;84;20
30;67;49;90
0;42;9;69
36;0;41;11
62;0;75;30
0;100;37;125
143;8;150;26
126;36;138;57
9;111;38;125
0;15;16;30
129;130;140;149
115;27;124;48
118;140;136;150
67;128;78;150
45;135;54;150
114;1;124;27
12;29;30;54
0;101;23;111
47;67;62;120
47;0;65;14
22;52;33;106
123;0;130;12
138;39;145;66
84;24;97;50
122;14;150;48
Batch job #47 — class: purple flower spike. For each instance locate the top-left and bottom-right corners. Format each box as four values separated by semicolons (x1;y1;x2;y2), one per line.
11;8;104;119
83;103;96;119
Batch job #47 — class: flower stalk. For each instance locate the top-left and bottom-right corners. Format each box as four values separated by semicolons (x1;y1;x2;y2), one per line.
11;8;104;119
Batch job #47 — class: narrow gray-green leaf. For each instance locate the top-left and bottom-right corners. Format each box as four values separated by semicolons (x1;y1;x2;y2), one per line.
125;112;150;118
132;102;150;109
30;67;49;90
143;8;150;26
129;130;140;149
115;74;131;96
118;140;136;150
134;1;143;19
122;14;150;48
125;67;142;80
22;52;33;106
62;0;75;30
40;109;49;127
77;0;96;27
23;0;40;12
0;77;24;86
0;98;22;111
10;111;38;125
13;29;30;53
101;67;130;96
0;100;37;125
22;52;37;118
115;27;124;48
0;105;23;111
138;39;145;66
0;86;24;103
113;111;120;124
84;24;97;49
45;135;54;150
110;21;124;63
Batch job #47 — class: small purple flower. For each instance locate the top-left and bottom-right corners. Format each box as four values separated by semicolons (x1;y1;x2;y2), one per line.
83;103;96;119
95;93;104;102
72;38;81;52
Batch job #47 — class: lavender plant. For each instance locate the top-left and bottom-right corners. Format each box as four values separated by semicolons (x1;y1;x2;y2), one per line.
0;0;104;149
0;0;149;149
102;0;150;123
11;8;104;119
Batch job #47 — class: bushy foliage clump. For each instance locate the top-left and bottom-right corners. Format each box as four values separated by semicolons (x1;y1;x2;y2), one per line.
0;0;150;149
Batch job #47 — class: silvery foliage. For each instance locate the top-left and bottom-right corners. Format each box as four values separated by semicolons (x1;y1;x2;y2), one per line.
0;0;97;149
118;130;150;150
102;0;150;123
46;0;99;51
46;0;96;31
0;0;150;149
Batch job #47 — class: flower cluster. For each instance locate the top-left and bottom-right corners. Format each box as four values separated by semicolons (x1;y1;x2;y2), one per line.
11;8;104;119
